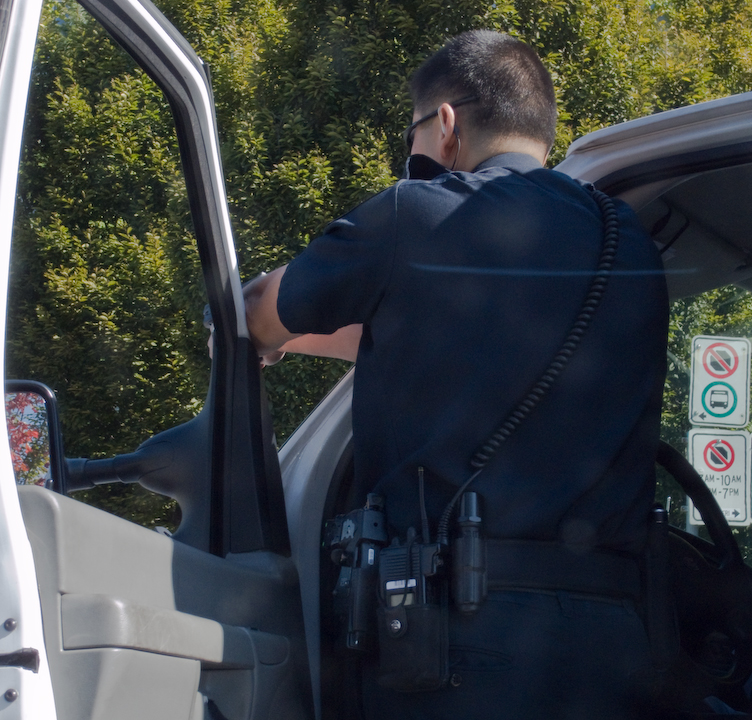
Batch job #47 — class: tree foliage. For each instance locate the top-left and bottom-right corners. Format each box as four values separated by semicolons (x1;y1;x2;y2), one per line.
7;0;752;527
6;392;50;485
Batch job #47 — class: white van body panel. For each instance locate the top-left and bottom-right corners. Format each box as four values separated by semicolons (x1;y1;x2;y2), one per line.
0;0;57;716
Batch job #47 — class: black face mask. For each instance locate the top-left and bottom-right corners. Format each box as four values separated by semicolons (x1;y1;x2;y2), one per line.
403;154;449;181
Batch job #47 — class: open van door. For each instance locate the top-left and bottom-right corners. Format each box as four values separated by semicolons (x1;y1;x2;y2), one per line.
0;0;58;716
0;0;312;718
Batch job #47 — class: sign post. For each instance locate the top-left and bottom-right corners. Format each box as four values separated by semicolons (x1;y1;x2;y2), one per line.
687;429;751;526
689;336;750;428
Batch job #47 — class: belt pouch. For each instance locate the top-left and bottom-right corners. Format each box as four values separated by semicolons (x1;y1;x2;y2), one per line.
376;586;448;692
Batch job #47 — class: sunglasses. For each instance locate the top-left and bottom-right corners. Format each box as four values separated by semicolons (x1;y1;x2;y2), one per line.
402;95;478;152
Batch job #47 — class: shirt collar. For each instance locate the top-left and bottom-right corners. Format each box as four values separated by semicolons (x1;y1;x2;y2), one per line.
472;152;543;174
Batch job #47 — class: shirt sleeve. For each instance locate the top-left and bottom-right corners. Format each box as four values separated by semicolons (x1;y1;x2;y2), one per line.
276;184;399;335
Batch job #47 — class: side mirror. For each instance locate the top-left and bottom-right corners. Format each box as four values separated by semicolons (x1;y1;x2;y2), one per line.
4;380;210;548
5;380;67;494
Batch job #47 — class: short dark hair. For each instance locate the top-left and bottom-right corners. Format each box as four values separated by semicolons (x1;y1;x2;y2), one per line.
409;31;557;150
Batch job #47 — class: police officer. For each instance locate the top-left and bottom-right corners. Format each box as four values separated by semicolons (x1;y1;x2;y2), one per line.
245;30;668;720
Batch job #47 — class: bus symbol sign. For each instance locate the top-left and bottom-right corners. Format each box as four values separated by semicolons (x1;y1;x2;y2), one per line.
690;336;750;428
701;381;737;417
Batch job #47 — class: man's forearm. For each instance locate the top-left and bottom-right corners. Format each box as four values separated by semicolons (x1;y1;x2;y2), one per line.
280;324;362;362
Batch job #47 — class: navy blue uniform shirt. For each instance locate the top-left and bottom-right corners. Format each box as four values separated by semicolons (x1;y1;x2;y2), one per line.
278;153;668;553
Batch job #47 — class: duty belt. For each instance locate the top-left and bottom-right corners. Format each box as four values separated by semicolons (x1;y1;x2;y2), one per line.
486;539;642;601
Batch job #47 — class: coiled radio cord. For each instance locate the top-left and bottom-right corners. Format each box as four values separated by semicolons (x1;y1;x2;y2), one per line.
436;188;620;545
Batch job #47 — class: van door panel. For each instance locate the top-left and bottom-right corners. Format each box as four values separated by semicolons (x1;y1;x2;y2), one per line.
19;486;309;720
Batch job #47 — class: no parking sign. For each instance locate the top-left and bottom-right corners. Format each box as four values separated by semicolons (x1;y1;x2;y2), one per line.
687;429;751;526
689;336;750;428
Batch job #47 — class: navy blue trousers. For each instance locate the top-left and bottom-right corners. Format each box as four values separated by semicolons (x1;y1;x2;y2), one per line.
362;589;654;719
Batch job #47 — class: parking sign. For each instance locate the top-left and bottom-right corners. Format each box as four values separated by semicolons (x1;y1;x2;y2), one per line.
689;336;750;428
687;429;751;526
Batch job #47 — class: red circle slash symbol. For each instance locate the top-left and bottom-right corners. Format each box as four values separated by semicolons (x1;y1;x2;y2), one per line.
703;342;739;379
704;439;735;472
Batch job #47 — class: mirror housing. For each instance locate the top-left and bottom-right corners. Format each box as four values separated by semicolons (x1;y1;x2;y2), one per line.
64;405;212;550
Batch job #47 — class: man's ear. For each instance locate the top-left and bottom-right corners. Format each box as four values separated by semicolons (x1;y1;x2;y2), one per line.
436;103;458;161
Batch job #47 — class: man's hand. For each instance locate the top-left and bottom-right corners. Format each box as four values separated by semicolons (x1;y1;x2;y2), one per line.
260;349;286;367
